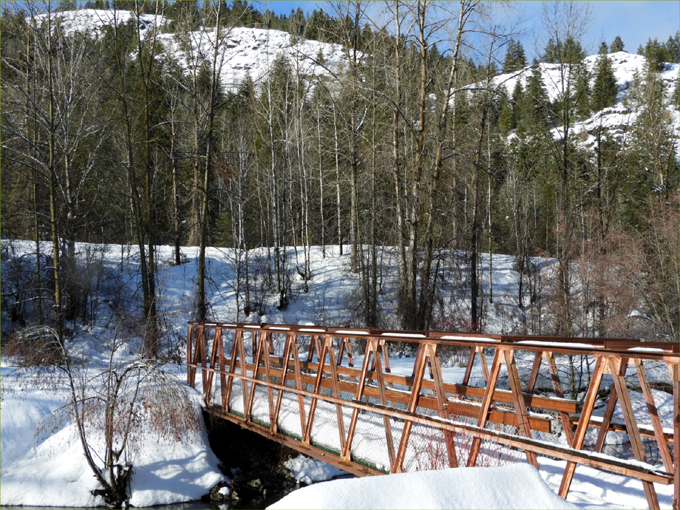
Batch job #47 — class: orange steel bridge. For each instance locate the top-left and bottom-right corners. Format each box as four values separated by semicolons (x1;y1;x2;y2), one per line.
186;322;679;510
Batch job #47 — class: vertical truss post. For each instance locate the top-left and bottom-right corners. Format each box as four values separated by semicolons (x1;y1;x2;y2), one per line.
671;360;679;510
261;332;276;430
395;341;429;472
187;324;196;386
246;329;266;422
545;351;575;445
370;338;397;471
426;343;458;468
303;337;331;444
635;358;673;472
342;337;378;462
223;328;242;412
467;348;502;467
608;357;659;509
323;335;348;454
504;349;538;468
205;328;219;406
237;329;250;421
216;328;227;409
559;355;605;499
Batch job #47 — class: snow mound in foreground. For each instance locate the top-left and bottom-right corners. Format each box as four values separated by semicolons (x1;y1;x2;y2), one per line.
269;464;577;510
0;386;225;507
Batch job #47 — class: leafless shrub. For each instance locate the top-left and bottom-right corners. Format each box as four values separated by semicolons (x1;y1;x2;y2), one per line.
2;325;63;366
32;326;202;508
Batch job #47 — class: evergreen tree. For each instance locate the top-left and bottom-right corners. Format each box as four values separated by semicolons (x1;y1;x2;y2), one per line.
288;7;306;39
543;37;558;63
598;41;608;55
56;0;77;11
639;38;669;71
573;64;591;118
518;63;549;134
499;80;524;135
559;36;586;64
666;31;680;63
503;39;527;73
591;53;618;111
610;35;625;53
623;69;677;225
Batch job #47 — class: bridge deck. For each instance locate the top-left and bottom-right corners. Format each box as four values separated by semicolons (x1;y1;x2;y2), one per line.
186;322;679;510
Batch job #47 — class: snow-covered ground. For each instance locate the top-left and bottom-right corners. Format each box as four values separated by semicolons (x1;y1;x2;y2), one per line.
1;240;676;508
271;464;578;510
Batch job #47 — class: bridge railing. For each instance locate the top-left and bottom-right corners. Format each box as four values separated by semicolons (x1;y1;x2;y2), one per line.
186;322;679;510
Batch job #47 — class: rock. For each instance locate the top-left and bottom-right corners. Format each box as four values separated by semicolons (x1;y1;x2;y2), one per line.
209;481;232;503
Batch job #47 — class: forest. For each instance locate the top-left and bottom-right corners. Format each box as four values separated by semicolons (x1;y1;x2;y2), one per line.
2;0;679;356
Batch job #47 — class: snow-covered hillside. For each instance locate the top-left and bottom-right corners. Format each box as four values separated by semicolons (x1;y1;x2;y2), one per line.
40;8;351;93
39;9;679;141
158;26;349;92
494;52;678;105
489;51;679;149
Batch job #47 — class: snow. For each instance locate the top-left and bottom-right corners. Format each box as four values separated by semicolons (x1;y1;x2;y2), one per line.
36;9;165;36
284;455;349;485
158;25;352;94
0;366;225;507
484;51;680;153
2;238;677;508
517;341;604;349
269;464;577;509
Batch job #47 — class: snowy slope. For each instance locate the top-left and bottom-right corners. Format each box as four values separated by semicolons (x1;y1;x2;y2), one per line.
490;52;680;149
39;8;351;93
157;26;350;92
36;8;164;35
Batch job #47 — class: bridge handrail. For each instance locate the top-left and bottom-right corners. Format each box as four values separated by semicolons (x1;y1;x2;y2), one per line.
186;322;679;510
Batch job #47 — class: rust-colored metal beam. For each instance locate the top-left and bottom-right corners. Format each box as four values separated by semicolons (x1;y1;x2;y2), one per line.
187;322;678;510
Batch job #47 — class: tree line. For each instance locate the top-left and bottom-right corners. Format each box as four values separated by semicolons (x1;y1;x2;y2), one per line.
2;1;678;354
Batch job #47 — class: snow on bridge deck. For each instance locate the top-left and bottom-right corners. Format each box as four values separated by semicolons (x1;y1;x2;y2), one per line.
187;322;679;510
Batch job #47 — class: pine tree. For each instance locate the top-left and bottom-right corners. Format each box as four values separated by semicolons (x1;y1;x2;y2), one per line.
499;81;523;135
639;38;669;71
573;64;591;119
666;31;680;63
598;41;608;55
560;36;586;64
503;39;527;73
518;63;549;134
591;53;618;111
610;35;625;53
543;37;558;63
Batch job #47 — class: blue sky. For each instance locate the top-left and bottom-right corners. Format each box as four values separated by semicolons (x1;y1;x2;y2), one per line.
259;1;679;60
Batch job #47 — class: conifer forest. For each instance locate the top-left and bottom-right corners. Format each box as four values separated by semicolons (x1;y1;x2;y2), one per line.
2;0;679;353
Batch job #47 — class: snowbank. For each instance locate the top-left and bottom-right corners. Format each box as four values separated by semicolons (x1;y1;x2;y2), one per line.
269;464;577;510
284;455;349;485
0;366;225;507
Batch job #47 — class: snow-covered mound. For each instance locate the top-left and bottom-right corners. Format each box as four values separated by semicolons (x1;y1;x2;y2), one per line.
35;8;350;94
0;366;225;507
269;464;577;510
36;8;164;35
158;25;349;92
